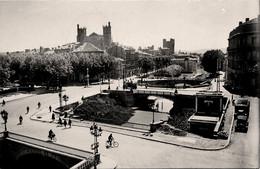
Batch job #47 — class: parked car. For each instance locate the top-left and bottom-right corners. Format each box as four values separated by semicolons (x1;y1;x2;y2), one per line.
234;99;250;119
235;115;249;132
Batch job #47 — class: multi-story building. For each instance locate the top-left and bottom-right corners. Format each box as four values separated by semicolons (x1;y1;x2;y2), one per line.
125;49;139;77
163;38;175;54
76;22;112;50
226;15;260;95
171;54;199;73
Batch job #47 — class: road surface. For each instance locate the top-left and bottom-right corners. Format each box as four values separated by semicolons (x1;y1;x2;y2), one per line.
0;75;259;168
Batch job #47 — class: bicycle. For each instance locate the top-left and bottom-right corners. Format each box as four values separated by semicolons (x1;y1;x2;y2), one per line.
47;135;57;142
105;139;119;148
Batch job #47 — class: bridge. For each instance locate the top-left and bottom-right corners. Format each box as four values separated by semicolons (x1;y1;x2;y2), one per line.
0;132;96;169
133;88;206;96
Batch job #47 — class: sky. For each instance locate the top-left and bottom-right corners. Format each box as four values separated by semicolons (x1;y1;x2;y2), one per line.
0;0;259;53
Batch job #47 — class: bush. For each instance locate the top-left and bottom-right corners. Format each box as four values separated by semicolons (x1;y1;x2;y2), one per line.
74;96;134;125
157;124;187;136
168;108;195;132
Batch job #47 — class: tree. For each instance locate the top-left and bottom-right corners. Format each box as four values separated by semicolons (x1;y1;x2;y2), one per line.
0;55;11;86
138;56;155;73
166;64;183;77
9;53;25;82
201;49;224;75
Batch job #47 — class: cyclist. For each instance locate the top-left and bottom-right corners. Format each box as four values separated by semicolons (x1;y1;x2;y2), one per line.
48;129;55;141
108;133;114;146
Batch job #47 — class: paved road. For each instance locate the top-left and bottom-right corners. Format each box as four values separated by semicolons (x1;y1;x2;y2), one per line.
0;75;259;168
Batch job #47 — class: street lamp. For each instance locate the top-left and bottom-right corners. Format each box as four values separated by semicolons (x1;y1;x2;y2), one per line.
85;68;89;88
108;76;111;90
1;110;8;131
90;123;102;169
148;103;155;123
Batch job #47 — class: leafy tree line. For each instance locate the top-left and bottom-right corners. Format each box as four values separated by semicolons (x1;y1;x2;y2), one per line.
0;52;175;86
0;52;117;86
138;55;171;73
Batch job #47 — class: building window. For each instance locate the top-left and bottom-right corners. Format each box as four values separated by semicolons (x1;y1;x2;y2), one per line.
252;37;256;45
252;51;257;61
246;35;251;45
240;37;243;45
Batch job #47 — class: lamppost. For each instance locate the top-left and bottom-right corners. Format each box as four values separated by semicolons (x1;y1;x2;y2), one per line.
1;110;8;131
90;123;102;169
108;75;111;90
85;68;89;88
148;103;155;123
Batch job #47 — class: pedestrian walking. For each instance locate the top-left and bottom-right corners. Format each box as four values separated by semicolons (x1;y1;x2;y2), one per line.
64;119;67;128
52;113;55;121
68;118;72;128
26;106;29;113
58;117;62;126
19;115;23;124
38;102;41;108
2;100;5;106
49;105;52;112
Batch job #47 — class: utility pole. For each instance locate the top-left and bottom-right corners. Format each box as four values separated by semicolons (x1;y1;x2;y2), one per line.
216;58;220;92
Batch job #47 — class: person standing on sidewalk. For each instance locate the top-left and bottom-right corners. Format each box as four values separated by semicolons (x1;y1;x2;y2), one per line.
52;113;55;121
26;106;29;114
19;115;23;124
49;105;52;112
38;102;41;109
58;117;62;126
63;119;67;128
2;100;5;106
68;119;72;128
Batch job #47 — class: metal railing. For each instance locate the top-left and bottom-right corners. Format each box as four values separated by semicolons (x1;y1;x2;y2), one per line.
133;89;174;96
7;132;92;159
70;155;96;169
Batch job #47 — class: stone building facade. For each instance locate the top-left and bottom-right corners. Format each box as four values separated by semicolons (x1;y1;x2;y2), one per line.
163;38;175;54
226;15;260;95
76;22;112;50
171;54;199;73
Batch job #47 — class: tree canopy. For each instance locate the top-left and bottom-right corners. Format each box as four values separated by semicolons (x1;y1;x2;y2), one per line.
201;49;225;74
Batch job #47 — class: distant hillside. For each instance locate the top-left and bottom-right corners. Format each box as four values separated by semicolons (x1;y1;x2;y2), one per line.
0;52;7;55
186;48;227;54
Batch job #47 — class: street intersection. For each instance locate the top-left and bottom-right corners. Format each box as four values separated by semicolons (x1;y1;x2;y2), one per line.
0;75;259;168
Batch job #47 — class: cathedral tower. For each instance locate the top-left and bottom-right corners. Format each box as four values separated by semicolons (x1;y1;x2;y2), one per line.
77;24;87;44
103;22;112;49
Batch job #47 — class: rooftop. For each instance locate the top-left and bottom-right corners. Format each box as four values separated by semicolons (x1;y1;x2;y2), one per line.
73;42;103;53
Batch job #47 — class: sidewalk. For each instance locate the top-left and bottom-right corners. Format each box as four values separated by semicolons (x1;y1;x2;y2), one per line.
30;100;232;151
1;85;233;151
0;92;33;103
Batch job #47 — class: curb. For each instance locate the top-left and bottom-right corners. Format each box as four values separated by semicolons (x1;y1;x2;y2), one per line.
29;95;233;151
31;110;230;151
1;94;34;104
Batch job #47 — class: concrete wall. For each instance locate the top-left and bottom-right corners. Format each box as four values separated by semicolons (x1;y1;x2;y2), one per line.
0;138;82;169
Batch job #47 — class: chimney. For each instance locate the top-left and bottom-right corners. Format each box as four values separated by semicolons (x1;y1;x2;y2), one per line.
239;21;242;25
245;18;249;22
